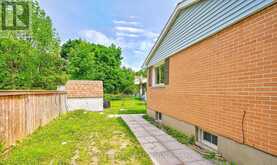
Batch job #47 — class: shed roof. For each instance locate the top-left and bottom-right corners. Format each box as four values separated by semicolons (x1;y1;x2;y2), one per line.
65;80;103;98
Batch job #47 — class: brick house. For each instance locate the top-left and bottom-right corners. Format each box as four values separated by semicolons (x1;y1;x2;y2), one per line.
143;0;277;164
63;80;103;111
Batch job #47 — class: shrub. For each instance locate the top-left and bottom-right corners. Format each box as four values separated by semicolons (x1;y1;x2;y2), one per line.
104;94;135;101
104;94;122;101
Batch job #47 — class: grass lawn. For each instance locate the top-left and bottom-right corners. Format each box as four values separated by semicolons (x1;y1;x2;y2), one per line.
0;98;152;165
104;97;147;115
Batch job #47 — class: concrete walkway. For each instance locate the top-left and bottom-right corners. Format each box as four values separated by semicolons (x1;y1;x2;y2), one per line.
121;115;213;165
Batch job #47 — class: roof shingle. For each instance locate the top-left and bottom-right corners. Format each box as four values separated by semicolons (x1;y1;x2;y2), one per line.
65;80;103;98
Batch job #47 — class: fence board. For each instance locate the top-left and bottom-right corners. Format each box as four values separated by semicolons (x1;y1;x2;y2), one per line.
0;91;67;147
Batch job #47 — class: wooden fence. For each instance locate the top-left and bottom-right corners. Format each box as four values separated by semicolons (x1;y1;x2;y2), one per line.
0;91;67;147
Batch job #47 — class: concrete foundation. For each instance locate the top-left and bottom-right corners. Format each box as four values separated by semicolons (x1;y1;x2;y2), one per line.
147;109;277;165
218;136;277;165
148;109;195;136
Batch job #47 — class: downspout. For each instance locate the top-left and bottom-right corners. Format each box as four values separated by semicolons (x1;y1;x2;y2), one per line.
241;110;246;144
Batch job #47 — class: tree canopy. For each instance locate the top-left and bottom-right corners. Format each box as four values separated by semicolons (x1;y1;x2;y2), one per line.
62;39;135;94
0;1;136;94
0;1;67;89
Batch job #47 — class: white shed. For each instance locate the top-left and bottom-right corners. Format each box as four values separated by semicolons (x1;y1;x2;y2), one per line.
65;80;103;111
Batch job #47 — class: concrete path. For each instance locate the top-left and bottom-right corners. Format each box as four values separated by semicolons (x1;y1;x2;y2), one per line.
121;115;214;165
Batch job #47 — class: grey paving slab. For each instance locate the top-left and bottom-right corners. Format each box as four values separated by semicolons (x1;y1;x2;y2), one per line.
142;142;168;153
144;126;161;132
150;151;182;165
133;130;151;137
121;114;214;165
173;149;204;163
137;136;158;144
141;123;154;128
163;141;187;151
132;127;145;132
186;160;214;165
126;121;138;125
150;130;167;136
155;134;176;143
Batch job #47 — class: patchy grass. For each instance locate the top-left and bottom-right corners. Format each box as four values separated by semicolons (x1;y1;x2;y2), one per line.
0;99;151;165
105;97;147;115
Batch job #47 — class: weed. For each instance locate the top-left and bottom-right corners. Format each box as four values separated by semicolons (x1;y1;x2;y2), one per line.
204;151;216;160
143;115;195;145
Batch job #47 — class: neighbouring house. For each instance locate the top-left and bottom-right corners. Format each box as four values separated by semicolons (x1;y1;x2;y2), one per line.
134;75;147;98
62;80;103;111
143;1;277;165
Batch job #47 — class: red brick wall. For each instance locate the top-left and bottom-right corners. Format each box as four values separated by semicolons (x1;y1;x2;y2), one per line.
147;4;277;156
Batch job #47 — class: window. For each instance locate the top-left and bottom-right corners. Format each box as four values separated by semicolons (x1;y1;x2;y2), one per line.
149;59;169;87
155;112;162;121
198;129;218;150
154;63;165;86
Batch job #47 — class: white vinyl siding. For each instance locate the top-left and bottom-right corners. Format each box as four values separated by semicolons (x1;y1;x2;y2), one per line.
148;0;274;66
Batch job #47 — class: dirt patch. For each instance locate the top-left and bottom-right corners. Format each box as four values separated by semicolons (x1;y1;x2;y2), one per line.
71;149;80;165
86;131;134;164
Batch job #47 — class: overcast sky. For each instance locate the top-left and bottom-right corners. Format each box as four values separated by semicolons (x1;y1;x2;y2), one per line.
40;0;180;70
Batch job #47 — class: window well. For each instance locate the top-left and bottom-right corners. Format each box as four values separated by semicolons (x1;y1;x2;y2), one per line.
198;129;218;150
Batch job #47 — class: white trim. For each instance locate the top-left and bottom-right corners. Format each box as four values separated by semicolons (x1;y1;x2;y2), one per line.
152;61;165;87
142;0;201;68
179;0;201;9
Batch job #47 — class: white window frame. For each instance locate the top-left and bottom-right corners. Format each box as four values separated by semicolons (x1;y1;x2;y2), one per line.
152;61;165;87
198;129;218;150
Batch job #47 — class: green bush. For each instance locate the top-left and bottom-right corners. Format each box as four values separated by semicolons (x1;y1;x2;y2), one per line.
104;94;135;101
104;94;122;101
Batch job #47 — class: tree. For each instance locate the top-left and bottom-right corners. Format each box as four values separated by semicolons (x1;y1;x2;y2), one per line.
0;39;36;89
63;39;135;94
67;41;95;80
118;67;135;94
0;0;67;90
61;39;82;60
135;69;147;77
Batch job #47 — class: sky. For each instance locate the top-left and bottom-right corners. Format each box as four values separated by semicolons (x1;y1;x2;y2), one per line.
40;0;180;71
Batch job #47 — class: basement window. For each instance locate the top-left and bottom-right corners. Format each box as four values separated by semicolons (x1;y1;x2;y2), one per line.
198;129;218;150
155;112;162;121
